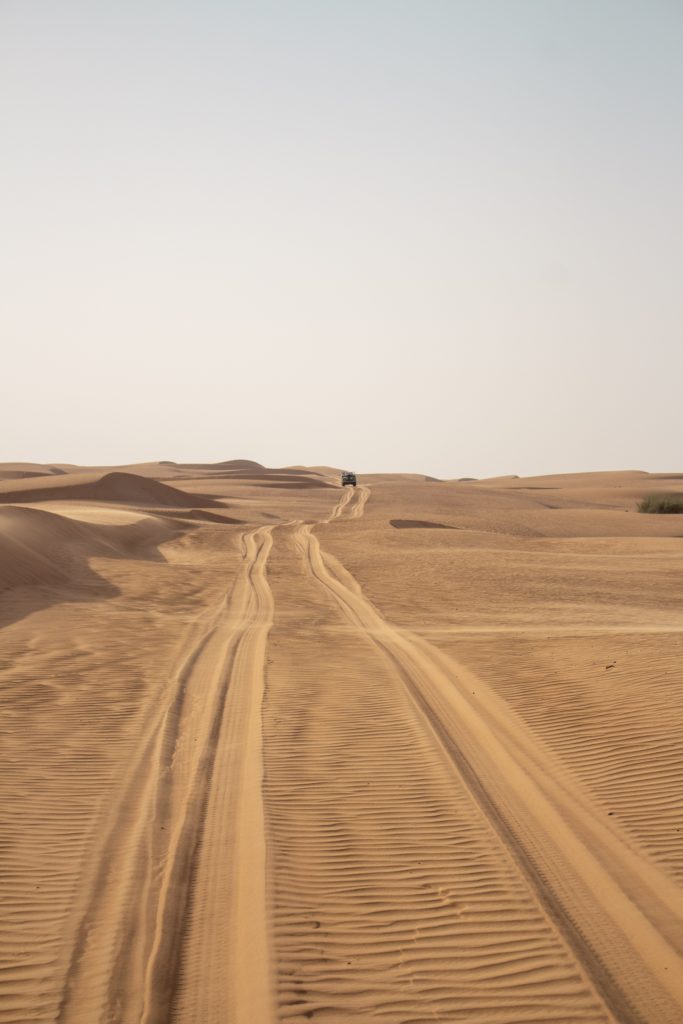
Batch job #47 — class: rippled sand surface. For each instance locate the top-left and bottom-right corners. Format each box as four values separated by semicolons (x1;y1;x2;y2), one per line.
1;462;682;1023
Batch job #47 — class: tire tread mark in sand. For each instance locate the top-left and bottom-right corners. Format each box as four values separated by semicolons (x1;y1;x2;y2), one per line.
141;525;275;1024
139;620;244;1024
297;520;642;1024
57;526;274;1024
171;524;276;1024
349;484;370;518
56;610;225;1024
327;483;369;522
377;641;640;1024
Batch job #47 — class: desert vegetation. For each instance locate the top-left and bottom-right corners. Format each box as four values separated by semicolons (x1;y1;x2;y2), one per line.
638;493;683;514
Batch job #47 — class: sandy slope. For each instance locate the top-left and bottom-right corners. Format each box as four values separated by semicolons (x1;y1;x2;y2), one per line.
1;465;682;1023
0;471;225;508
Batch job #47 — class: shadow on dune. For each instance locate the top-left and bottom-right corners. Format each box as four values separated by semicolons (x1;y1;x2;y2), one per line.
0;471;57;481
254;478;335;489
390;519;458;530
152;508;245;525
0;505;191;630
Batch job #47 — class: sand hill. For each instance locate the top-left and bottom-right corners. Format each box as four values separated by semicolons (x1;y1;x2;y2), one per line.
0;470;223;507
0;504;184;593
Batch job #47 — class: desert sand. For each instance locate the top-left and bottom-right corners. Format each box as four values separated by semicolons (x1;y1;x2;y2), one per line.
1;461;682;1024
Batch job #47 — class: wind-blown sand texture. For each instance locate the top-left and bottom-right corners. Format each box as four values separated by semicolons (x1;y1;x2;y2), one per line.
1;464;682;1024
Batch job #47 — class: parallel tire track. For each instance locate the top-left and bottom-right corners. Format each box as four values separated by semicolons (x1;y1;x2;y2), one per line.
171;526;276;1024
263;501;610;1022
328;484;369;522
57;526;276;1024
286;495;683;1024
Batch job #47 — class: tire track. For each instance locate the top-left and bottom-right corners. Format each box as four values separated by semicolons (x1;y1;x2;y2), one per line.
326;483;369;522
265;499;612;1022
57;526;276;1024
329;485;354;520
171;525;276;1024
347;484;370;519
291;509;683;1024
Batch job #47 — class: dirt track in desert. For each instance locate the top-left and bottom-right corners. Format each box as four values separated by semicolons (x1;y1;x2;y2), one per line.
1;462;683;1024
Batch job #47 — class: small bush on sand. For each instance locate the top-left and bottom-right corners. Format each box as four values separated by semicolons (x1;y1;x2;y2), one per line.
638;494;683;514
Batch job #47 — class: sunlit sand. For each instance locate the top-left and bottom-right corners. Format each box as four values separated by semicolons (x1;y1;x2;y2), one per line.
1;462;682;1023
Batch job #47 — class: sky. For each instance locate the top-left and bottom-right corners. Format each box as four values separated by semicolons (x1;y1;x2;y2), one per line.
2;0;682;478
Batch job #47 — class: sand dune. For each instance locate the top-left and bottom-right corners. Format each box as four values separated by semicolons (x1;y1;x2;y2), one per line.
1;465;683;1023
0;505;86;591
0;504;182;589
0;503;185;636
0;463;68;480
476;469;683;508
173;458;267;472
177;471;334;488
0;470;223;508
0;470;60;481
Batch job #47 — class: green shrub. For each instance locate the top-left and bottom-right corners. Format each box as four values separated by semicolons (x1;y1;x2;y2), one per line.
638;493;683;514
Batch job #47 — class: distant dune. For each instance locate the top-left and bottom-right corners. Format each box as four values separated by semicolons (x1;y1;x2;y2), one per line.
0;471;223;508
128;461;336;489
173;459;267;472
180;473;334;488
477;469;649;488
0;463;67;480
251;475;334;489
0;470;56;480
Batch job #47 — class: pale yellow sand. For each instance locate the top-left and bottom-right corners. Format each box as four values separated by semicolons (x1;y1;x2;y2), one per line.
1;465;682;1023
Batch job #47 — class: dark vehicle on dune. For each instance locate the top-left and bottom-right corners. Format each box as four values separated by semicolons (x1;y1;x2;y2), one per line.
341;471;357;486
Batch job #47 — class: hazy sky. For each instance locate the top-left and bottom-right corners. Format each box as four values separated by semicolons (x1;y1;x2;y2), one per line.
2;1;682;478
